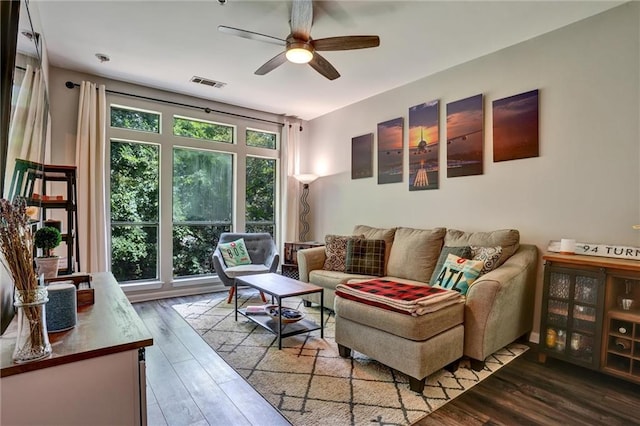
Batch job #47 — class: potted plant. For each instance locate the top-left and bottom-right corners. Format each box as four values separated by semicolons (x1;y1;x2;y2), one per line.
34;226;62;279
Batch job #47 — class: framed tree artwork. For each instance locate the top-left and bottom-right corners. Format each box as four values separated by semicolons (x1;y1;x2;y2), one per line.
409;100;439;191
351;133;374;179
446;94;483;178
377;117;404;184
493;89;539;162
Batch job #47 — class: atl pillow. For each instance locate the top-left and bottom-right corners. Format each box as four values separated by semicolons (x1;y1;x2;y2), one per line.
219;238;251;267
433;253;484;295
429;246;472;286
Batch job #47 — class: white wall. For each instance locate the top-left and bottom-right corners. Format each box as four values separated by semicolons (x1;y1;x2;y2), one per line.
303;3;640;335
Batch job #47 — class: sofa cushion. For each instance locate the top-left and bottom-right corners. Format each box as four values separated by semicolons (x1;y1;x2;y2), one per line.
432;253;484;295
310;269;377;291
429;246;472;285
386;227;446;282
444;229;519;268
224;264;270;278
345;239;386;276
352;225;396;274
471;245;503;275
334;295;464;341
218;238;251;267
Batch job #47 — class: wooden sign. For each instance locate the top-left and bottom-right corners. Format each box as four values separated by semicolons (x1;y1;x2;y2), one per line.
548;240;640;261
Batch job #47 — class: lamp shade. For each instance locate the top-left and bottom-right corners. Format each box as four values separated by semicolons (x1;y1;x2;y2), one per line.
294;174;318;185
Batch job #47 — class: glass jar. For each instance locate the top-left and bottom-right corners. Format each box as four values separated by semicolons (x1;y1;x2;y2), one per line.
13;287;52;363
556;330;566;351
546;328;557;348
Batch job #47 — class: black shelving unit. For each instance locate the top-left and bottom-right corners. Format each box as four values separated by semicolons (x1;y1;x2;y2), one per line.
8;159;79;274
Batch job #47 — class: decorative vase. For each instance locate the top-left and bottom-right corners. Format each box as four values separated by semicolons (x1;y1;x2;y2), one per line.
13;287;52;363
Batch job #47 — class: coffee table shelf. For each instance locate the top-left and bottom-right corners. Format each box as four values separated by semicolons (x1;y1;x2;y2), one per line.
238;309;322;338
234;273;324;349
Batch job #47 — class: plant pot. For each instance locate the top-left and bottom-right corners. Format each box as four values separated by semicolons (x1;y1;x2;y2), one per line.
35;256;59;279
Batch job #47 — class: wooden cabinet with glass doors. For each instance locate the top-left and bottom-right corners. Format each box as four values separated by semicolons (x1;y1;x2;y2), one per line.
538;258;605;369
539;253;640;384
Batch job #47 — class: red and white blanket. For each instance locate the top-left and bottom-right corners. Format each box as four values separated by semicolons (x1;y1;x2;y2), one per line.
335;279;463;316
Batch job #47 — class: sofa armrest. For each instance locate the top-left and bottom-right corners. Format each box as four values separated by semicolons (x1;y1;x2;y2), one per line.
297;246;326;282
464;244;538;361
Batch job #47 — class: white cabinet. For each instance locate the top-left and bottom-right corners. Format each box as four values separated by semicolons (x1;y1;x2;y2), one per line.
1;273;152;425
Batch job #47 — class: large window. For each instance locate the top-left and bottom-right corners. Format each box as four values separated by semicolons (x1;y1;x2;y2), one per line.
173;116;233;143
246;156;276;235
172;148;233;277
108;103;280;287
110;140;160;282
111;105;160;133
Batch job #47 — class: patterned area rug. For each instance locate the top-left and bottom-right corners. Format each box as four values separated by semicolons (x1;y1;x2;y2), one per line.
173;290;528;426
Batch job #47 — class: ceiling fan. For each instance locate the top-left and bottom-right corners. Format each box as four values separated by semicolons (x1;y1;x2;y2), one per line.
218;0;380;80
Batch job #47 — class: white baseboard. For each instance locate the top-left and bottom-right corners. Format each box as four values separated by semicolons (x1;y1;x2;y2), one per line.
529;331;540;344
126;284;227;303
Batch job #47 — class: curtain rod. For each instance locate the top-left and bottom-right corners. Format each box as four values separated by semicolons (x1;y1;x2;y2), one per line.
64;80;285;127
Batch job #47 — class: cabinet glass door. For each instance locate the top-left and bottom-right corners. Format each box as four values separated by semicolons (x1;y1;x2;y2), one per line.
541;265;604;369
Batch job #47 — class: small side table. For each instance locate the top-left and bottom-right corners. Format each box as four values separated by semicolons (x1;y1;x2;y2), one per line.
282;242;323;280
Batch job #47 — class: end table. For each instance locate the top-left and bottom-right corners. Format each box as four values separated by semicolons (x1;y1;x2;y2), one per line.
282;241;323;280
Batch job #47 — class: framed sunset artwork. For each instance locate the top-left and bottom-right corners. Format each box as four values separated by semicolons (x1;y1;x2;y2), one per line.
408;100;439;191
493;89;539;162
377;117;404;184
351;133;374;179
446;94;483;178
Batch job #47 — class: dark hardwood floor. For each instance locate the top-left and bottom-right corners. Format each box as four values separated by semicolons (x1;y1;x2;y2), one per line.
136;294;640;426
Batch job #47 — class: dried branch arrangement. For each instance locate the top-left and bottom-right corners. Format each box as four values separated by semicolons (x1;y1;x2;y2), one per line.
0;197;49;361
0;198;37;292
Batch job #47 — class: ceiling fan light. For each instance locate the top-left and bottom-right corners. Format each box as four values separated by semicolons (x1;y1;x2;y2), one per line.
286;46;313;64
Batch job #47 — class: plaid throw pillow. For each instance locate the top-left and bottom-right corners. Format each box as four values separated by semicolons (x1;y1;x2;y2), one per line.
345;239;386;276
323;234;364;272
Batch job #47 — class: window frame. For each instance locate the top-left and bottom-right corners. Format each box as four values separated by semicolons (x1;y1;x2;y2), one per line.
106;97;282;292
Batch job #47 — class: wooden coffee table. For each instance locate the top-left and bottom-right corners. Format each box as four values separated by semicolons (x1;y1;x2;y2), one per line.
234;273;324;349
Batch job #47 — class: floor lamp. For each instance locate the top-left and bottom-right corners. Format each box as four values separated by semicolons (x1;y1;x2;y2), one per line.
294;174;318;242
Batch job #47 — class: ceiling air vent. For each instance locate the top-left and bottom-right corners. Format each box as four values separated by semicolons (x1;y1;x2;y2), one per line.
190;76;226;89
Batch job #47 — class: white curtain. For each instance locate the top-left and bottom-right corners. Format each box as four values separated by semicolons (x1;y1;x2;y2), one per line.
3;65;46;198
75;81;108;272
281;119;302;244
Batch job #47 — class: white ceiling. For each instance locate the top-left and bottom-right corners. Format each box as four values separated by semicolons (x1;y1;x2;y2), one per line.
33;0;623;121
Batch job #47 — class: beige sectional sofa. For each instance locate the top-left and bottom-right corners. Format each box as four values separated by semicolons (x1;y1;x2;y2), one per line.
297;225;538;370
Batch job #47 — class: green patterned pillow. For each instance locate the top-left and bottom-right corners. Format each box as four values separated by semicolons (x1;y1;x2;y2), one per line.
346;239;386;276
432;253;484;295
219;238;251;267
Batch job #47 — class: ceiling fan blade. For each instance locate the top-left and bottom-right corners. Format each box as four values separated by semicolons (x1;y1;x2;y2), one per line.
218;25;285;46
313;35;380;51
308;52;340;80
290;0;313;40
255;51;288;75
